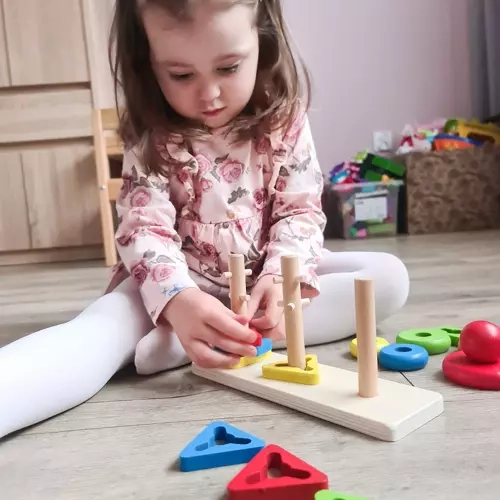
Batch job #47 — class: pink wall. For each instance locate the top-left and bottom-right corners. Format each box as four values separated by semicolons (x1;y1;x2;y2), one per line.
284;0;473;172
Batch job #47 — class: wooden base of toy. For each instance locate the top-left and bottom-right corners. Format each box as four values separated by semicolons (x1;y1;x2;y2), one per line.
192;352;444;442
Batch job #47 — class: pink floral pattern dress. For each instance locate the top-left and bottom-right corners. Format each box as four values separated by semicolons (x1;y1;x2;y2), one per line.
108;112;327;324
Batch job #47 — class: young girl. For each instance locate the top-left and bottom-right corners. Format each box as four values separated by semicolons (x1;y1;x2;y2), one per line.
0;0;409;440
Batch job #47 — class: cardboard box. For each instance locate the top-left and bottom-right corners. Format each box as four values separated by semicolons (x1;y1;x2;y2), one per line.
398;144;500;234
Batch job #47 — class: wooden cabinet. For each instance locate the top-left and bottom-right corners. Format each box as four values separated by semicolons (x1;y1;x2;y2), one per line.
0;3;9;87
22;142;101;249
0;0;111;265
2;0;90;86
0;88;93;143
0;151;31;251
0;142;101;253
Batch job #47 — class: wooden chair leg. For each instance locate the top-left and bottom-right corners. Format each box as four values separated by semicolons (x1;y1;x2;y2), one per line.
93;109;118;267
100;194;117;267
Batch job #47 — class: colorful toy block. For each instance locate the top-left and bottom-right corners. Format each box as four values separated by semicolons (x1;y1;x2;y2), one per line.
349;336;389;359
315;490;367;500
179;421;265;472
358;152;405;182
442;320;500;390
252;330;263;347
378;344;429;371
438;326;462;347
227;444;328;500
231;338;273;369
396;328;451;355
262;354;320;385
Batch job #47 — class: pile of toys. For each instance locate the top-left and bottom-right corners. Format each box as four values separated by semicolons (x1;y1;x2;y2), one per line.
395;117;500;155
324;116;500;240
328;150;404;186
328;116;500;187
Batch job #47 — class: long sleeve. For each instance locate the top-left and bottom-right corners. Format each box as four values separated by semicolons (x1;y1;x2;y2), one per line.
259;114;327;297
115;147;199;324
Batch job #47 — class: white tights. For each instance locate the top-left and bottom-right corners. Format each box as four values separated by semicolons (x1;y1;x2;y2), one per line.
0;249;408;439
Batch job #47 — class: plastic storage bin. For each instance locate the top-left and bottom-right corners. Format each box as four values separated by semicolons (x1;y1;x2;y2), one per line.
322;180;403;239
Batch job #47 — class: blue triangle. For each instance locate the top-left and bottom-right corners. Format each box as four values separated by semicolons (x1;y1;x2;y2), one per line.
179;421;266;472
256;337;273;356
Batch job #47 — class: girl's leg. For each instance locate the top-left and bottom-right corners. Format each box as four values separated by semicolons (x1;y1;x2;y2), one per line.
300;249;409;346
0;277;154;439
134;327;190;375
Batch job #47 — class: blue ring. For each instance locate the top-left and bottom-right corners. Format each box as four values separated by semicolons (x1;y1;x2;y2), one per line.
378;343;429;371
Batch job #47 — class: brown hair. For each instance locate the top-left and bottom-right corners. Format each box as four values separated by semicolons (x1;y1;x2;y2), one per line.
109;0;311;174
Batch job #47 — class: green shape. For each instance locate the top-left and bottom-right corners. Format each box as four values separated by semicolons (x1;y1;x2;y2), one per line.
370;155;405;177
396;328;451;355
353;149;369;163
315;490;368;500
367;223;394;234
444;118;459;133
364;170;383;182
437;326;462;347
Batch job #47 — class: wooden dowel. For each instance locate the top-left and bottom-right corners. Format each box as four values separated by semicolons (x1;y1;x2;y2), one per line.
281;255;306;369
354;278;379;398
227;254;248;315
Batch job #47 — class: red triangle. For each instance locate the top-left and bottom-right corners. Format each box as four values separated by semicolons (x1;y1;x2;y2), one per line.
227;444;328;500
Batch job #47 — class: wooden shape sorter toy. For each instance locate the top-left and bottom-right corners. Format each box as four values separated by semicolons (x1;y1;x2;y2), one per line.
193;254;444;442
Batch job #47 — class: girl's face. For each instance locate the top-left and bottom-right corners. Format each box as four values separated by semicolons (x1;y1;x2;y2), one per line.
141;2;259;129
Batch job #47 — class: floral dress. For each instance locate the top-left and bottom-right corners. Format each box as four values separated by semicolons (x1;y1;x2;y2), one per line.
108;112;327;324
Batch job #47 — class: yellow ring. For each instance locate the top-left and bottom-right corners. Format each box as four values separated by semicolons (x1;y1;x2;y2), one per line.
350;337;390;359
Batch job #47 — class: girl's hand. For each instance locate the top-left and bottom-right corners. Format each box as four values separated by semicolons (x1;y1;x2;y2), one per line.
162;288;258;368
246;275;285;340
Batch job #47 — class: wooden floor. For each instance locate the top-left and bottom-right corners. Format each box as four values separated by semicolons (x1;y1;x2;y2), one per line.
1;231;499;500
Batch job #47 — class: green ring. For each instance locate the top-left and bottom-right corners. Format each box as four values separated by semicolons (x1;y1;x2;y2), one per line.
437;326;462;347
396;328;451;355
315;491;367;500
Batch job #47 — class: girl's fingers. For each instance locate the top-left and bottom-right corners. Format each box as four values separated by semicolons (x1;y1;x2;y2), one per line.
250;288;283;331
188;338;241;369
214;333;257;358
208;308;257;344
246;287;264;321
260;317;286;341
201;325;256;358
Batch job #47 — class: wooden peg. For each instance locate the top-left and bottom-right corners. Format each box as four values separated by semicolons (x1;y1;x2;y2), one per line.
280;255;306;369
227;254;248;315
354;278;379;398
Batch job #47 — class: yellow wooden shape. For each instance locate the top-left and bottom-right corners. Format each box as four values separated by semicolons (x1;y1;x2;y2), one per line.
231;351;272;369
261;354;320;385
350;337;389;359
455;120;500;144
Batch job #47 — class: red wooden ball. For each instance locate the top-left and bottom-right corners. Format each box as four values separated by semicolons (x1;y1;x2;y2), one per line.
459;320;500;364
